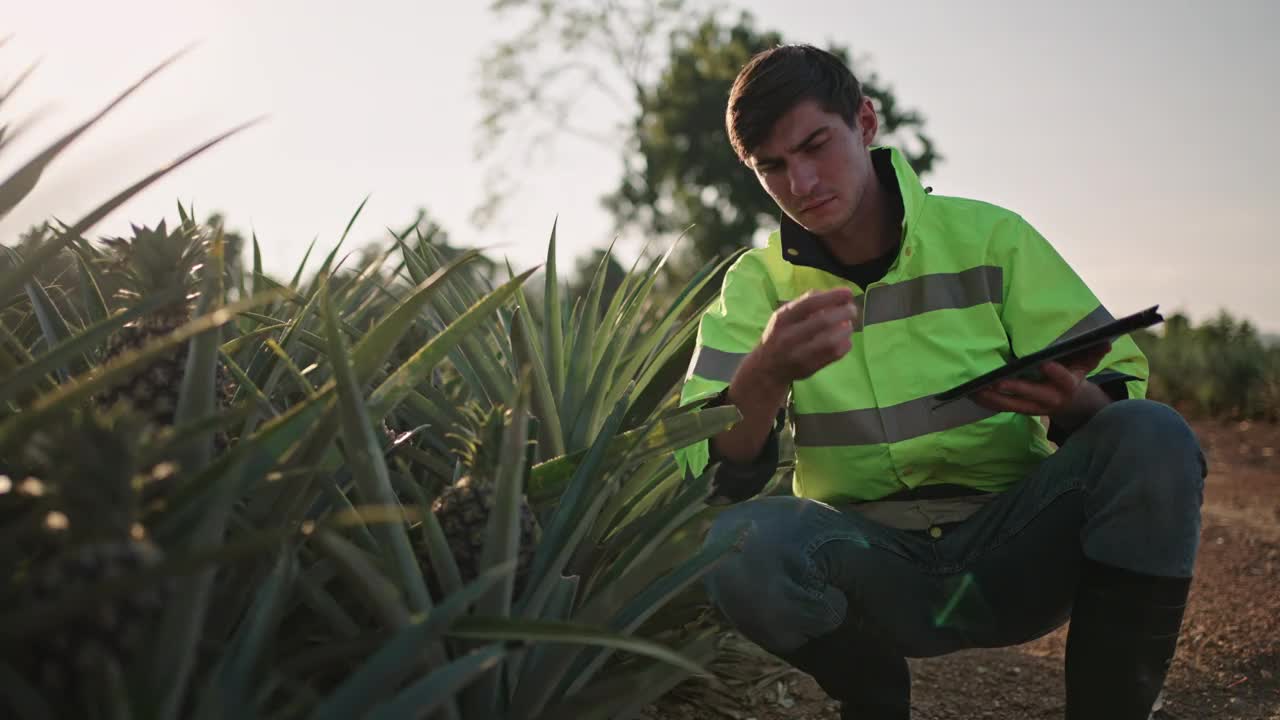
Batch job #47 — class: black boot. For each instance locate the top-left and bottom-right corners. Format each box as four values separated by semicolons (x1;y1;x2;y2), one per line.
1065;557;1192;720
775;625;911;720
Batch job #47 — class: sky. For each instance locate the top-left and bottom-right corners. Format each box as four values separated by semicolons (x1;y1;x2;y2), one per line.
5;0;1279;332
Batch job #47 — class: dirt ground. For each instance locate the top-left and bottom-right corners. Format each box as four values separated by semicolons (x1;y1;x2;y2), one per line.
647;417;1280;719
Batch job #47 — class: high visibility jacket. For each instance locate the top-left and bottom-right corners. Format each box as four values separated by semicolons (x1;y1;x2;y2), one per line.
677;146;1148;504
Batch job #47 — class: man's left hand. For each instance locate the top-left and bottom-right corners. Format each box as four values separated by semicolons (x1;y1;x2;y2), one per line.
972;342;1112;418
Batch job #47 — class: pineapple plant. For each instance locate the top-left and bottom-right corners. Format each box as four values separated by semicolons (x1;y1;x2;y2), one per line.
428;402;542;597
1;409;172;704
94;218;235;437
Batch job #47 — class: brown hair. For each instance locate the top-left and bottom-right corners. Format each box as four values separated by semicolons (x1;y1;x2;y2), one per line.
725;44;863;163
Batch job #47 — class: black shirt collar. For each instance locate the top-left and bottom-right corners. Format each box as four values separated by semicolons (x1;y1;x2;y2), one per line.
779;147;907;284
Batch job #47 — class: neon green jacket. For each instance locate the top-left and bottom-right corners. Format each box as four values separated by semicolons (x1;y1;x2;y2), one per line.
677;146;1148;503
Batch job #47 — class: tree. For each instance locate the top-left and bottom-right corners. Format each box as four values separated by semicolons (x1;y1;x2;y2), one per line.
477;2;940;275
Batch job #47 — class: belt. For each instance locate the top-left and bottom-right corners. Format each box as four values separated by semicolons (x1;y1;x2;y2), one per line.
839;484;998;532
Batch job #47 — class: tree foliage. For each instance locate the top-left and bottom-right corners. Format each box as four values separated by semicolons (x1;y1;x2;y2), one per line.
605;11;939;272
477;2;940;273
1136;310;1280;421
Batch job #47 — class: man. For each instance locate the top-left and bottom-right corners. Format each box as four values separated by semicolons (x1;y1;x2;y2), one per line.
677;44;1206;720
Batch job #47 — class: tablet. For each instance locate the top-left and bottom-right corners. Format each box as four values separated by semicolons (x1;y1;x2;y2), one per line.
932;305;1164;407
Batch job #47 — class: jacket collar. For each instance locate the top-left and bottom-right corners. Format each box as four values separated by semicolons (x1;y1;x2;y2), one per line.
778;146;929;272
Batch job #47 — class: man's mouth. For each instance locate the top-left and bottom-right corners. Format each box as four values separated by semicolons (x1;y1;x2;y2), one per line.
800;195;835;213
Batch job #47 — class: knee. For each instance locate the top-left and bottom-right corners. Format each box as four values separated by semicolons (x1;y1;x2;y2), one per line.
702;497;841;651
703;497;802;600
1090;400;1206;475
1084;399;1206;508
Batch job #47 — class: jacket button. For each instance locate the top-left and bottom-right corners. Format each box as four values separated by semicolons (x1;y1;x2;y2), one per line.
929;526;943;539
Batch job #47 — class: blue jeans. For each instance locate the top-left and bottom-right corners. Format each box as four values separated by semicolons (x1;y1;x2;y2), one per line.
702;399;1207;658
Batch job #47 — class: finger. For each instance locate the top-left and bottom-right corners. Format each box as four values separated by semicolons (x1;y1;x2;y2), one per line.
781;302;857;344
793;320;853;372
973;387;1052;416
993;375;1068;410
781;287;857;323
1040;361;1086;391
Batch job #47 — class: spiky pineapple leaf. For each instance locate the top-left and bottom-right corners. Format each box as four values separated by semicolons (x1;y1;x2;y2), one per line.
313;562;516;720
173;229;227;475
322;283;431;614
74;247;109;325
560;511;740;699
510;285;565;459
0;660;54;720
0;289;284;452
452;617;707;677
349;247;485;384
543;218;566;402
527;403;739;504
466;374;534;717
366;267;537;421
363;645;508;720
535;631;719;720
0;116;262;305
0;48;189;221
311;528;409;630
0;284;180;404
202;550;297;719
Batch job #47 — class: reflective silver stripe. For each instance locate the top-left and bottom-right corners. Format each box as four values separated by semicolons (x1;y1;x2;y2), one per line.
794;395;997;447
861;266;1003;328
1052;304;1115;343
690;346;748;383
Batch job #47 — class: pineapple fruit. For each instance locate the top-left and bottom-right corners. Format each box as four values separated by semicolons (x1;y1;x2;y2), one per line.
95;218;234;438
427;404;541;597
2;409;172;703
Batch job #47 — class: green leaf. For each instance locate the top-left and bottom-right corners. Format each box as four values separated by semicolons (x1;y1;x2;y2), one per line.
466;374;533;717
313;562;515;720
400;473;464;598
543;218;566;403
449;616;706;678
0;47;190;221
173;231;227;476
220;322;285;357
289;236;318;290
366;268;537;421
562;513;741;697
534;632;718;720
210;550;297;717
0;289;285;452
510;282;565;459
74;248;109;326
322;283;431;614
310;528;409;629
0;116;262;305
527;403;739;504
349;247;484;386
363;645;507;720
0;661;54;720
0;289;180;407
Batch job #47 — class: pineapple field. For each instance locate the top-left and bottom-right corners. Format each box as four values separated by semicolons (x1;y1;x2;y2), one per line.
0;51;752;719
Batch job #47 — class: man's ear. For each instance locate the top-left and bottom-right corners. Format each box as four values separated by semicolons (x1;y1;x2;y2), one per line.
858;97;879;145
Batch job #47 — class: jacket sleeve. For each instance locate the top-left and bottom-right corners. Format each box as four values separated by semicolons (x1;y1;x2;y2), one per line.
675;251;785;501
995;216;1150;439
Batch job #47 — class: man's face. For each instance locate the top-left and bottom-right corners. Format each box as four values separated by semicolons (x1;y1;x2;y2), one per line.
747;97;879;236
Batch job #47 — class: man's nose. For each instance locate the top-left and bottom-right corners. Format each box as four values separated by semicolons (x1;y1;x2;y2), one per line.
788;163;819;198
